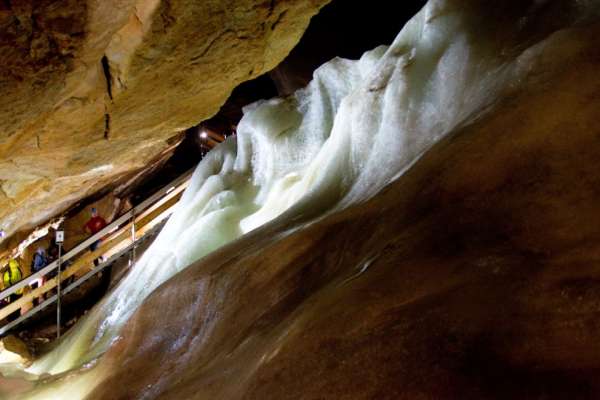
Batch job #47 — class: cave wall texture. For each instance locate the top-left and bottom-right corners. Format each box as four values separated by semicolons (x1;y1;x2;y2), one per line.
3;0;600;399
0;0;329;239
30;0;600;399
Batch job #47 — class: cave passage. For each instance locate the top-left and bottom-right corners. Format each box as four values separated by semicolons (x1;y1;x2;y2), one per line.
1;0;599;399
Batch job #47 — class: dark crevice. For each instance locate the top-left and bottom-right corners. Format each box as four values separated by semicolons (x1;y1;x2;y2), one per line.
271;10;287;31
27;6;36;50
268;0;275;15
160;0;175;32
101;55;113;100
104;113;110;140
101;54;112;140
190;30;233;63
263;0;275;31
133;6;142;25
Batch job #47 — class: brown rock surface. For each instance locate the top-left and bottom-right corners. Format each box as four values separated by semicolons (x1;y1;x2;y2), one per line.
0;0;329;239
79;7;600;400
0;335;31;364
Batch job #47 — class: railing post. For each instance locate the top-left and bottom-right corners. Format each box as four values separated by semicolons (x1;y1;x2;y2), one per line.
56;242;62;339
130;210;136;267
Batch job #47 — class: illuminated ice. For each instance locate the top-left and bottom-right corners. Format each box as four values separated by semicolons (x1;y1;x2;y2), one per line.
2;0;576;396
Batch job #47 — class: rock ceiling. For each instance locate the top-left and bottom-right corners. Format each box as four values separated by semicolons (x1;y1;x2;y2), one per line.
0;0;329;240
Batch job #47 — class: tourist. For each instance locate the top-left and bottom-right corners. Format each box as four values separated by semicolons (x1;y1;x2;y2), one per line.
31;247;48;274
84;207;107;266
30;247;47;306
2;258;23;321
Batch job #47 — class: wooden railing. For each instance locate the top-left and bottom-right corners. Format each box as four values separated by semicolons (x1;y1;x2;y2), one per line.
0;169;194;335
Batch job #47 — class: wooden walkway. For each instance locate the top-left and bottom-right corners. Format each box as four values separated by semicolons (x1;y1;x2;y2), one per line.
0;169;193;336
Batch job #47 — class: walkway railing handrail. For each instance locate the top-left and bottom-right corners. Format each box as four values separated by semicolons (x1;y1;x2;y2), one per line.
0;169;194;301
0;232;140;336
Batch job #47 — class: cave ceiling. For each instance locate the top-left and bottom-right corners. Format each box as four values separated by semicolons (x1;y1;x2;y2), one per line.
0;0;330;241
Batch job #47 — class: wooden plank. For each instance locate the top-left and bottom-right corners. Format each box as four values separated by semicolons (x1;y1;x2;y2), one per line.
0;169;193;300
0;192;182;321
205;138;220;148
0;242;135;336
134;179;188;222
0;230;130;320
205;128;225;142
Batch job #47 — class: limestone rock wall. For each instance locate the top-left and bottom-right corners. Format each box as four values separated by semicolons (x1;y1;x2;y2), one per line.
0;0;329;239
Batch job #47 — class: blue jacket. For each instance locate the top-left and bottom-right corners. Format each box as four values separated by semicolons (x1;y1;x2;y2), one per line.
32;252;48;273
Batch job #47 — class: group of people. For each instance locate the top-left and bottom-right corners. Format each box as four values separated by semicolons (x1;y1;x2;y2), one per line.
0;208;108;321
0;238;63;320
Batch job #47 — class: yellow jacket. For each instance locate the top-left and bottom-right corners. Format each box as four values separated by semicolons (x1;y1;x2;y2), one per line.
3;259;23;295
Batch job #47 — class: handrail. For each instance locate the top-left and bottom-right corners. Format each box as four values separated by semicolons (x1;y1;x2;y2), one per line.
0;168;194;301
0;224;160;336
0;196;182;322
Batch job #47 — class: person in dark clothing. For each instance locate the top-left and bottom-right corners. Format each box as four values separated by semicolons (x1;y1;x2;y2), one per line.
84;207;108;266
30;247;48;306
31;247;48;274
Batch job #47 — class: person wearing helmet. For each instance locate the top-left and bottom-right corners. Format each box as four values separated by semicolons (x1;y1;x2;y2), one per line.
3;258;23;321
84;207;108;266
30;247;47;306
31;247;48;274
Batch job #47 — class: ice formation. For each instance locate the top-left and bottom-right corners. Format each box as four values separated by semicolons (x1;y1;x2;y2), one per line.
2;0;580;397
